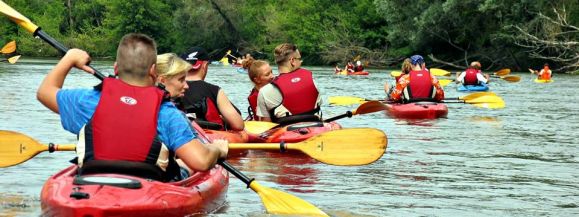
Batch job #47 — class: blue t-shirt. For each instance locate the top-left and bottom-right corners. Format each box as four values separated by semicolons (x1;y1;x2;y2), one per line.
56;88;197;152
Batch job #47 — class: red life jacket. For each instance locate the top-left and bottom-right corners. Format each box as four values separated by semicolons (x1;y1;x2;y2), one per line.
81;78;165;169
354;65;364;72
271;68;319;118
540;66;551;80
183;80;225;129
464;68;481;85
247;88;259;120
405;69;434;101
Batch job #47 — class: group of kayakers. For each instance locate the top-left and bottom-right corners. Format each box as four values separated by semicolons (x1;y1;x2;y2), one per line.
334;60;365;75
36;33;327;182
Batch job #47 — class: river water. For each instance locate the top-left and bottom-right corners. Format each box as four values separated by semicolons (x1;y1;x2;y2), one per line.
1;59;577;216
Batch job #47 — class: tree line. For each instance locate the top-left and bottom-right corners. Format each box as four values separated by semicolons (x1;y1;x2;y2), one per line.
1;0;577;73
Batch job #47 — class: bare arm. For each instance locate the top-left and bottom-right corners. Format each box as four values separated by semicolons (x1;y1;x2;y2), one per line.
216;89;245;131
175;138;228;172
37;49;94;113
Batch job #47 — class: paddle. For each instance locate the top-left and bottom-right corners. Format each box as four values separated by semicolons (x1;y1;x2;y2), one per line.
1;55;20;64
494;68;511;76
443;92;505;109
0;130;329;216
220;161;328;216
244;101;387;134
430;68;451;76
230;128;387;166
328;92;505;109
0;1;106;80
490;75;521;82
1;40;16;54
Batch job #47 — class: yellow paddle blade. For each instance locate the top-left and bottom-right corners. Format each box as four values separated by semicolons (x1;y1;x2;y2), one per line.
1;40;16;54
244;121;279;134
438;79;452;87
390;71;402;77
500;75;521;82
464;94;505;109
219;57;230;66
287;128;387;166
249;182;328;216
353;101;387;115
226;50;231;55
328;96;365;105
7;55;20;64
460;92;496;101
0;1;39;33
0;130;75;167
353;55;361;61
494;68;511;76
430;68;451;76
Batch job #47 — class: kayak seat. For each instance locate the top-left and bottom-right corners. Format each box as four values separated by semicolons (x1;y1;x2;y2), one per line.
73;175;143;189
80;160;165;182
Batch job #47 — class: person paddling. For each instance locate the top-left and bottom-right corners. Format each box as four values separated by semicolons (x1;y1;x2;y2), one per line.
390;55;445;103
36;33;228;182
255;43;322;124
456;61;490;85
530;63;552;80
244;58;274;121
180;47;244;131
353;60;364;72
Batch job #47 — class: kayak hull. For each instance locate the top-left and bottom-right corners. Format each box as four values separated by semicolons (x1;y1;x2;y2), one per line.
248;121;342;143
348;71;369;76
457;83;489;92
41;165;229;217
386;102;448;119
534;78;553;83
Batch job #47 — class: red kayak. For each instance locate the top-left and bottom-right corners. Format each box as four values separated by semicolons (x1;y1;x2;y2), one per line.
385;102;448;119
248;121;342;143
41;165;228;217
349;71;369;75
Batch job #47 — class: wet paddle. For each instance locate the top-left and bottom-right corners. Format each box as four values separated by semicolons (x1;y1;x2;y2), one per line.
0;1;106;80
0;130;329;216
230;128;387;166
1;40;16;54
430;68;451;76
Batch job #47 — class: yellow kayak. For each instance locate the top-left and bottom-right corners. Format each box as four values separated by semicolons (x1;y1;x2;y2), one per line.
534;78;553;83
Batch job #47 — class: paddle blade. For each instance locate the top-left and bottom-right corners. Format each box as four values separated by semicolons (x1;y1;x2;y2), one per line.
390;70;402;77
250;182;328;216
494;68;511;76
0;130;47;167
7;55;20;64
501;75;521;82
328;96;365;105
1;40;16;54
464;94;505;109
244;121;278;134
459;92;496;101
430;68;451;76
438;79;452;87
0;1;39;33
289;128;387;166
353;101;387;115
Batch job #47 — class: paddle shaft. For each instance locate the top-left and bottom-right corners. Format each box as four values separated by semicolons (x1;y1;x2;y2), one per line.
324;111;353;122
219;161;254;188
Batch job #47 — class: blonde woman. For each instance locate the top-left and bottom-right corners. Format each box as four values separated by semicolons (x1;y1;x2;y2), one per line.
243;58;274;120
156;53;190;99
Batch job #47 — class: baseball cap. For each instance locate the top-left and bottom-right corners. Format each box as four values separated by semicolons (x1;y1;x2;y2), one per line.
180;47;210;69
410;55;424;65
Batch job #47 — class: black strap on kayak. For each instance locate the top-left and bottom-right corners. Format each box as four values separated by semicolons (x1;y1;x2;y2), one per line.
279;141;286;153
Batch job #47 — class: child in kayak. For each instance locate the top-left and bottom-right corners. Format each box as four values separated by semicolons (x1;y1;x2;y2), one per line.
390;55;445;103
36;33;228;182
244;58;274;121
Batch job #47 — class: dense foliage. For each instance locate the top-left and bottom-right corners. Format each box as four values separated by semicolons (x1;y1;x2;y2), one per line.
1;0;577;72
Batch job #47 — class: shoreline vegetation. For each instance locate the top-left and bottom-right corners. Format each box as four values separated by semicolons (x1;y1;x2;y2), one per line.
1;1;577;73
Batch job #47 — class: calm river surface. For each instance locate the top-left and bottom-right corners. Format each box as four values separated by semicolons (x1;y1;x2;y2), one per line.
1;59;578;216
